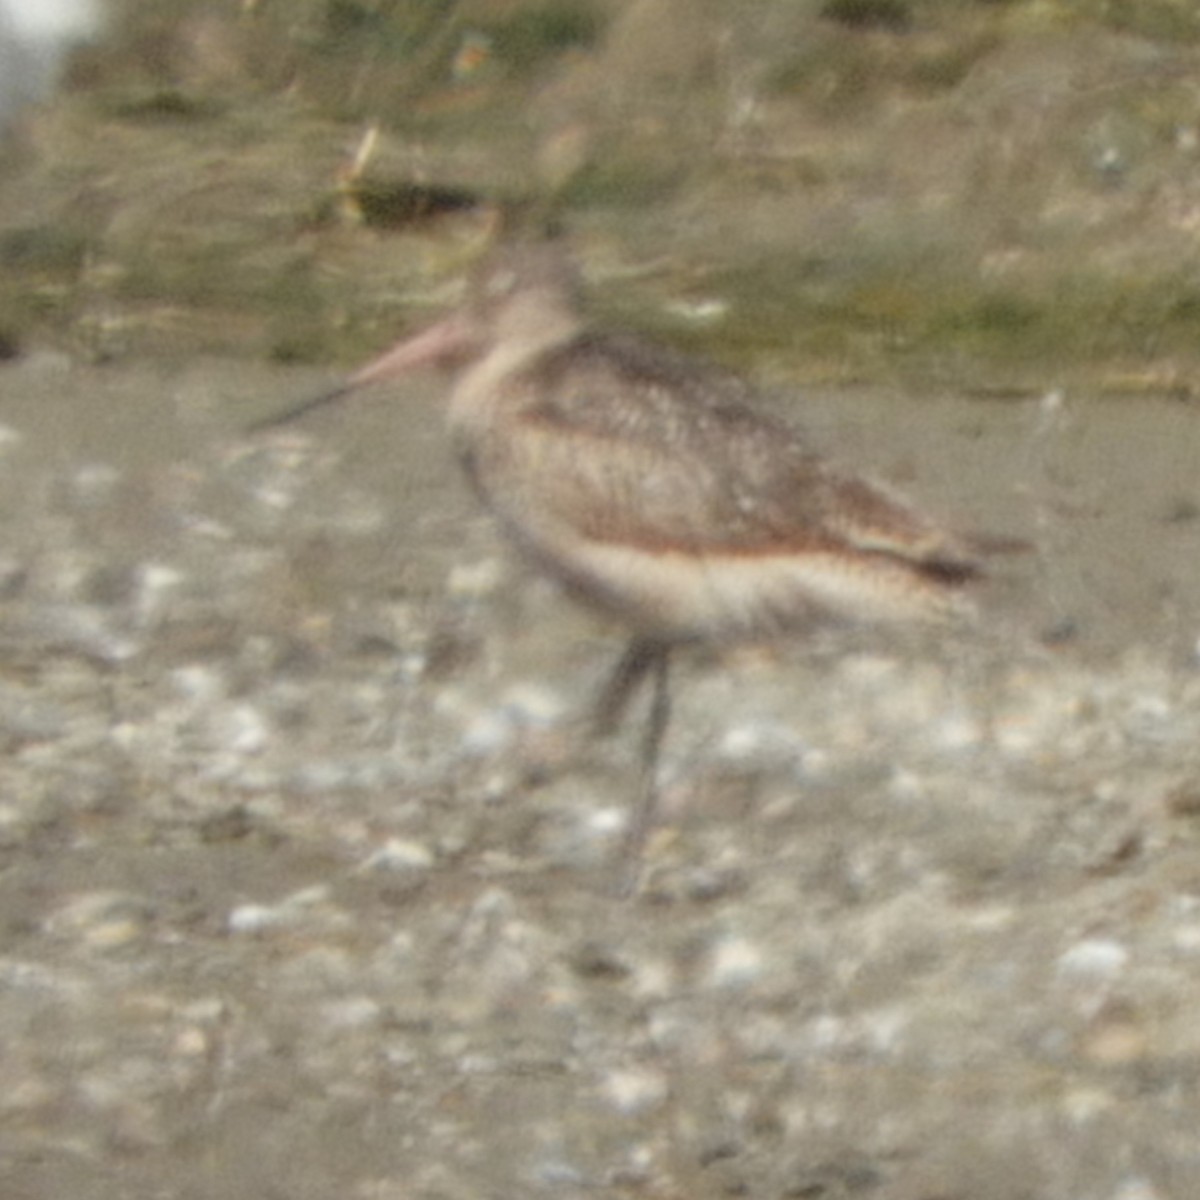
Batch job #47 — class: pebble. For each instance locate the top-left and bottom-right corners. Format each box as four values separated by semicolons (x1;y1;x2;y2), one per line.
1057;939;1131;983
601;1066;669;1115
227;885;334;935
2;361;1200;1199
45;891;150;948
319;996;384;1030
135;562;186;625
361;837;435;872
705;933;765;989
1110;1180;1167;1200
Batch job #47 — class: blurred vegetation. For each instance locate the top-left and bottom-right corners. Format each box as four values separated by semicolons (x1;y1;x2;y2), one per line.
2;0;1200;391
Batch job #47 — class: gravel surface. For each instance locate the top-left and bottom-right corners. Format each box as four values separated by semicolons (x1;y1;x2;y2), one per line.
2;354;1200;1199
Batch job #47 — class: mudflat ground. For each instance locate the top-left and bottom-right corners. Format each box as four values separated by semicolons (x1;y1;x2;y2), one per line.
1;351;1200;1198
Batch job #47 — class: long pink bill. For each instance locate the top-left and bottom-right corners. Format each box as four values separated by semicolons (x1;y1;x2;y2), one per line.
248;312;479;433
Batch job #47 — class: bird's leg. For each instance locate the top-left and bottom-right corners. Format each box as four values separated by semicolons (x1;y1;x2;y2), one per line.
584;639;675;894
615;645;672;897
522;638;660;793
591;638;660;738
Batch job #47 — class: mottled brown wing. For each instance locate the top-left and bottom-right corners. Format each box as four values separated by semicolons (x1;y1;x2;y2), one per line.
472;333;978;578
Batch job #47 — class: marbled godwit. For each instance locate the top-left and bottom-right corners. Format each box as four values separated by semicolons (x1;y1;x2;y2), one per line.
255;243;987;891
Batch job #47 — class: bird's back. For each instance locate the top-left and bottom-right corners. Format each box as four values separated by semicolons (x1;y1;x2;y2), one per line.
453;330;980;640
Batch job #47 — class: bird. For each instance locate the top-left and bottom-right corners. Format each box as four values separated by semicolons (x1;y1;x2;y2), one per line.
253;240;992;893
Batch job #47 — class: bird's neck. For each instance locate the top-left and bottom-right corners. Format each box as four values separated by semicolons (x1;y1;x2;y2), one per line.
448;314;581;430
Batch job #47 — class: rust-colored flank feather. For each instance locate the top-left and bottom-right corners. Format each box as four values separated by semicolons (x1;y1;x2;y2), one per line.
256;241;989;892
